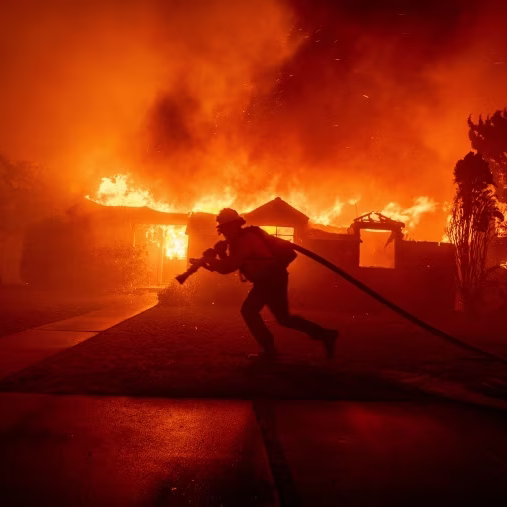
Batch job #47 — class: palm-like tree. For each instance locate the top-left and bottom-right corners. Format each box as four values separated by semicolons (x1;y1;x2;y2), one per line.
446;152;504;313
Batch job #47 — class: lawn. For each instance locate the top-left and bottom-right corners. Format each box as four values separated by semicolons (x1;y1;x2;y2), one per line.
2;301;506;402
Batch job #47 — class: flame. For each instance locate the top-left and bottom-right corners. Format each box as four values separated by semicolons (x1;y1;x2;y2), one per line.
191;186;237;214
88;174;357;222
164;225;188;259
146;224;187;259
89;175;240;214
6;0;507;248
88;174;440;242
381;196;437;229
87;174;175;212
88;177;190;259
311;199;345;226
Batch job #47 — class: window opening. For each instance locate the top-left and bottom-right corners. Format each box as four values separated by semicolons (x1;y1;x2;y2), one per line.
359;229;395;268
260;225;295;243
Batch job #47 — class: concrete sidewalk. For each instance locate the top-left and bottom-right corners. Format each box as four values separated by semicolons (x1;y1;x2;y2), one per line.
1;394;507;507
0;293;157;379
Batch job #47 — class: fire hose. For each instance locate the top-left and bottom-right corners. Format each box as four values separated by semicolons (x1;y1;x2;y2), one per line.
175;241;507;367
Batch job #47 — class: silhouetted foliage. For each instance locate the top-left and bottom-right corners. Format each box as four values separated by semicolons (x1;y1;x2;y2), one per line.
21;217;148;291
0;155;58;239
86;243;148;291
446;152;504;313
468;109;507;202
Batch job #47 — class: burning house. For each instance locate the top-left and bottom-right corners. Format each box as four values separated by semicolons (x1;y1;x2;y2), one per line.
2;0;507;316
19;194;456;311
21;199;188;288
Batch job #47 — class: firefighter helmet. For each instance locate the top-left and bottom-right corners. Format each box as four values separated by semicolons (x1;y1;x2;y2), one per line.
216;208;246;228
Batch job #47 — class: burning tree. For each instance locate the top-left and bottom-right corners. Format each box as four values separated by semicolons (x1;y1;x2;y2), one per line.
468;109;507;202
446;152;504;313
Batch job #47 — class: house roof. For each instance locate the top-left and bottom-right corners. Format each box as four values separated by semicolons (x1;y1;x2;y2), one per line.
126;207;188;225
243;197;309;227
351;212;405;232
70;196;312;231
68;199;189;225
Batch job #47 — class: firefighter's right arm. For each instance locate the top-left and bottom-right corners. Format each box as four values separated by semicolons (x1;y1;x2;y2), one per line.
205;255;241;274
205;240;249;274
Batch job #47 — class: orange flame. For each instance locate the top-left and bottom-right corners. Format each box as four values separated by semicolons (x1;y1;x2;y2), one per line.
87;174;175;212
88;174;440;240
381;196;437;229
145;224;188;260
164;225;188;259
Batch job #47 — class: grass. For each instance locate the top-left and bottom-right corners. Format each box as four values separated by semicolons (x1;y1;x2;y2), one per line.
1;302;506;401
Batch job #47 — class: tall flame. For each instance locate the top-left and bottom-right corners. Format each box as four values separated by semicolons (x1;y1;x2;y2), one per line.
88;174;439;241
87;174;175;213
164;225;188;259
145;224;188;260
381;196;437;229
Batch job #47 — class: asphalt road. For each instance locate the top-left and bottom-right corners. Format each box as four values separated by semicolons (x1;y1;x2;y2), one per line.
2;300;507;506
1;394;507;507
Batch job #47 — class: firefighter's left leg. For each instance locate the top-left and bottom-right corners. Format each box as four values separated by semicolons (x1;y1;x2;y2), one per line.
266;271;338;357
266;271;325;337
240;284;277;353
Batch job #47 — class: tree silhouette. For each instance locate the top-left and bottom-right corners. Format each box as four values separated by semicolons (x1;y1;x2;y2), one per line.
468;109;507;202
446;152;504;313
0;155;57;240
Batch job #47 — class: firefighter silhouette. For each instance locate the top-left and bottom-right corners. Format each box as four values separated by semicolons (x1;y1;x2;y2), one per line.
200;208;338;358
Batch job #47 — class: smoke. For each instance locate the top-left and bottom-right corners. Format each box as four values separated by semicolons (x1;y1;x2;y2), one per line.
1;0;507;239
0;0;296;201
237;0;507;237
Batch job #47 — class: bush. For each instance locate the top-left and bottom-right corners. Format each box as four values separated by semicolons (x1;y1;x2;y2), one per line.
83;243;148;291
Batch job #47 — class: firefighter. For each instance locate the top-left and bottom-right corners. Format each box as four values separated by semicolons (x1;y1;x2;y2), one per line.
199;208;338;359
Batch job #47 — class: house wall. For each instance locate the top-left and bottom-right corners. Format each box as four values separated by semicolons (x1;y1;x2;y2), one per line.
302;236;360;268
288;239;456;313
184;223;456;313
